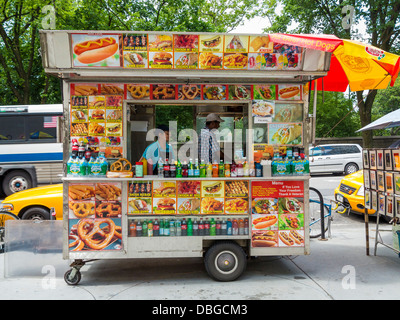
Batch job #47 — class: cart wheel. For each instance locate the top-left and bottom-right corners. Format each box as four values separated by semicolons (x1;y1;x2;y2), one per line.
64;268;81;286
204;241;247;282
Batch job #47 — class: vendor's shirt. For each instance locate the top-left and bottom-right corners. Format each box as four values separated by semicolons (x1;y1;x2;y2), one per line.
199;126;220;163
142;141;175;171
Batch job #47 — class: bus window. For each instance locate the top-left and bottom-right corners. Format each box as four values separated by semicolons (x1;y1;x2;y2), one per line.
27;116;57;141
0;116;26;141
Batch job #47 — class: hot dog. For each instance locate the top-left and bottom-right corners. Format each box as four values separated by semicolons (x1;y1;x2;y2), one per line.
278;86;300;99
74;37;118;64
279;231;295;246
289;230;304;244
252;215;277;229
252;231;277;247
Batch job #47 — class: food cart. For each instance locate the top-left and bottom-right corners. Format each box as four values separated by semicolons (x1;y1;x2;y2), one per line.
39;30;332;284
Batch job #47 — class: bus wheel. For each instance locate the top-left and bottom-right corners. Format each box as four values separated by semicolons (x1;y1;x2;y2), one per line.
2;170;32;196
204;241;247;282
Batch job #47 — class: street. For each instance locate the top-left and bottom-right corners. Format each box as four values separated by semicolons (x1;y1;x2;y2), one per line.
1;174;398;301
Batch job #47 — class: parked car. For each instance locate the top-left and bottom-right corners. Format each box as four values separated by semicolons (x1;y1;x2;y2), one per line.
334;170;375;215
1;184;63;220
309;143;363;175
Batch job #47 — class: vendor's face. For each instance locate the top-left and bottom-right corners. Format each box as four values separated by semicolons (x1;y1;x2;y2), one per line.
210;121;220;129
159;130;170;142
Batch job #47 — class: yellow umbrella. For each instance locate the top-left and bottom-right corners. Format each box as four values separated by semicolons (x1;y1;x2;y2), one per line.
332;39;400;91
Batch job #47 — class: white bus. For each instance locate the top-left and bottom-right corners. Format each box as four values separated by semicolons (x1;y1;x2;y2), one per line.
0;104;63;195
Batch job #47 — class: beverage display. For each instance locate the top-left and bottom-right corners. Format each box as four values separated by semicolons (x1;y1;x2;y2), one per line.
128;217;249;237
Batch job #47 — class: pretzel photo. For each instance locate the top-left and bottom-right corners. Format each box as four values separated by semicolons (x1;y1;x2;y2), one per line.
153;86;175;99
110;158;132;172
69;202;95;218
96;202;121;218
77;218;116;250
181;85;200;100
127;85;150;99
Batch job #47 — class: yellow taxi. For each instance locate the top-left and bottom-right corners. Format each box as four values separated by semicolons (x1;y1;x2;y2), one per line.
1;184;63;220
334;170;375;215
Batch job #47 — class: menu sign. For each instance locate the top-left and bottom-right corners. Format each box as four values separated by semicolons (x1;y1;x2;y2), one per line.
68;182;123;252
126;180;250;216
69;32;304;71
251;181;305;248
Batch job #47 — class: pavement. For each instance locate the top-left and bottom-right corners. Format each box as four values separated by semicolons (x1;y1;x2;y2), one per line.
0;219;399;301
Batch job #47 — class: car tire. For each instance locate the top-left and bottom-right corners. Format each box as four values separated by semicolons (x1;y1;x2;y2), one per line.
2;170;32;196
344;163;359;175
21;207;50;221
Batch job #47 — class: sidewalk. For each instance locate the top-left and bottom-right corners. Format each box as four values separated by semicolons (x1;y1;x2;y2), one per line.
0;222;399;300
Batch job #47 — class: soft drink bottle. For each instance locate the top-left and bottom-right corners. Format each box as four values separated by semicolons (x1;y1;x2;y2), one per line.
227;218;232;235
193;219;198;236
187;218;193;236
142;220;148;237
210;218;216;236
181;218;187;236
170;219;176;236
153;219;159;236
204;218;210;236
136;220;143;237
198;218;204;236
176;219;182;236
147;220;153;237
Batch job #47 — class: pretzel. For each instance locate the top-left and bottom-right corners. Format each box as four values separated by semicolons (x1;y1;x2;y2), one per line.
96;202;121;218
153;86;175;99
77;218;116;250
181;85;199;100
69;202;95;218
69;235;85;251
127;85;149;99
110;158;132;172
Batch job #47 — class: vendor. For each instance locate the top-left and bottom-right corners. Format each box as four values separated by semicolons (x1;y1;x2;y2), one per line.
142;124;175;171
199;113;225;163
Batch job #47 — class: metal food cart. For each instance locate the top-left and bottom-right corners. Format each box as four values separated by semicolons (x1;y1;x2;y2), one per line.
39;30;332;284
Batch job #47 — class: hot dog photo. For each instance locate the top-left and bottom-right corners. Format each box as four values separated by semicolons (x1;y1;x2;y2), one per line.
277;84;301;100
72;34;121;67
252;214;278;230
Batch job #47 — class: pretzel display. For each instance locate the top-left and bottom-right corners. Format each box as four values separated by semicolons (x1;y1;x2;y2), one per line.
181;85;200;100
110;158;132;172
127;85;150;99
74;85;98;96
152;86;175;99
69;202;95;218
77;218;116;250
101;84;124;95
95;202;121;218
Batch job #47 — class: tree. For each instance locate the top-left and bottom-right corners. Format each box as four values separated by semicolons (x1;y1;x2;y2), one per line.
266;0;400;147
0;0;271;105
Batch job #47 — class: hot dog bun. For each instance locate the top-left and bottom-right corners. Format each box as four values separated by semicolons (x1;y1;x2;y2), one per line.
279;231;294;246
253;216;277;229
252;231;277;247
74;37;118;64
279;87;300;99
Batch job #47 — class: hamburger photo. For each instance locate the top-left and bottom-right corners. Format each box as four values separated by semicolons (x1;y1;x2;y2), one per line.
152;52;172;65
91;109;105;120
157;198;175;211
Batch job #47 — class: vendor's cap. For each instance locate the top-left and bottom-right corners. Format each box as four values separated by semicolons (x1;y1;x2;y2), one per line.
206;113;224;122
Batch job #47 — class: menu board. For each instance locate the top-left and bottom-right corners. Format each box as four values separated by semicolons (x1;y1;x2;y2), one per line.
69;32;303;71
251;181;305;248
68;182;123;252
127;180;250;216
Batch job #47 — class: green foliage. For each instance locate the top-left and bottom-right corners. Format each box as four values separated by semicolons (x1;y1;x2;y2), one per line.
0;0;269;106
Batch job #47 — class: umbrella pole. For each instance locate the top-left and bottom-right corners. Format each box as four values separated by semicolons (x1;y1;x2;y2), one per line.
312;80;317;145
